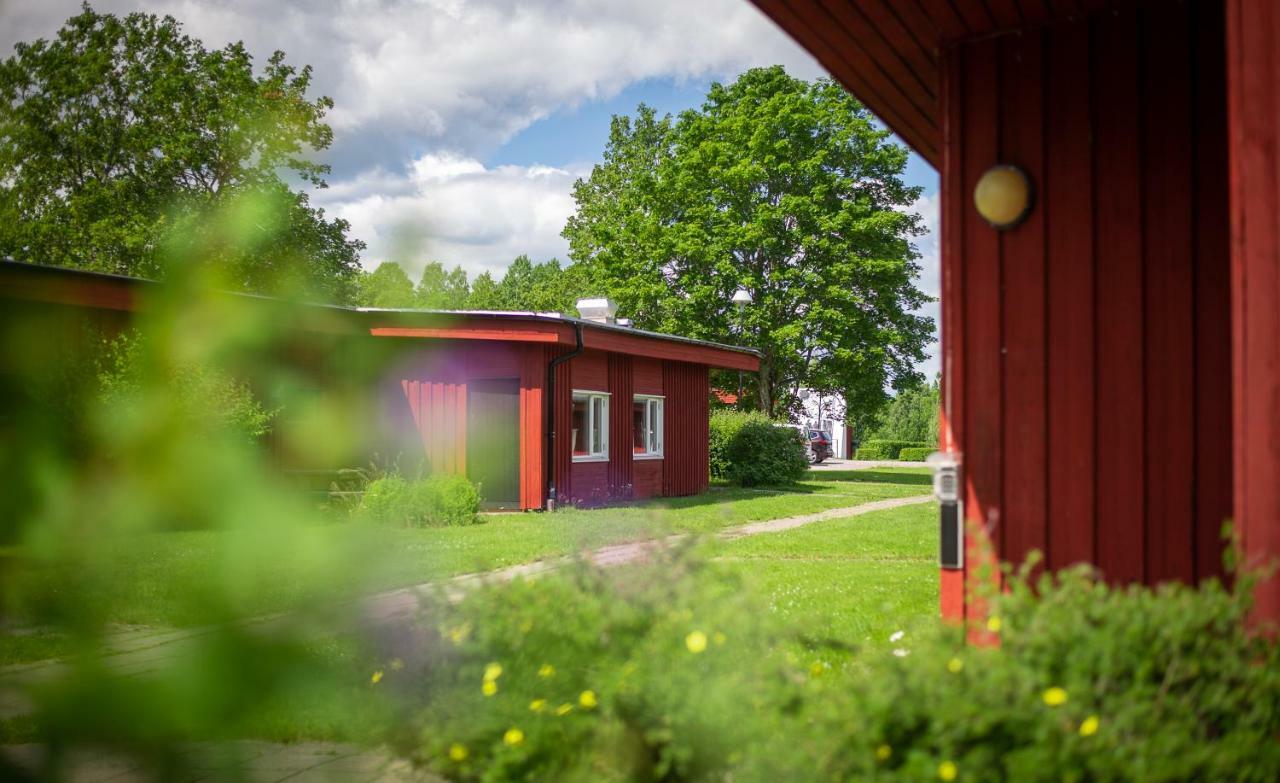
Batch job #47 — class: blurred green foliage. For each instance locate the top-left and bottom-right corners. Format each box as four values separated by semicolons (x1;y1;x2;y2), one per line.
394;552;1280;783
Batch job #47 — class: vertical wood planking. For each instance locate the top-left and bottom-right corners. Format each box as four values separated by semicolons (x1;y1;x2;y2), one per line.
548;345;574;505
961;39;1004;610
519;345;544;510
1226;0;1280;622
939;40;966;622
998;30;1048;571
607;354;635;499
1192;0;1233;584
1142;4;1196;584
1092;7;1147;584
1045;19;1096;570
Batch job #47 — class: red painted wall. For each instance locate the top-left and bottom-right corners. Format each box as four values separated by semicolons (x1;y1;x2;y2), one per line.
662;361;710;497
940;1;1233;621
607;354;635;500
1226;0;1280;624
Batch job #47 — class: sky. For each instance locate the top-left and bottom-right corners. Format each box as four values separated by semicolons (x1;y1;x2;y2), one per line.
0;0;940;378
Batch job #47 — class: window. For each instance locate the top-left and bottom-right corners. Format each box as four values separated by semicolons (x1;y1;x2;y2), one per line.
571;391;609;461
633;395;664;458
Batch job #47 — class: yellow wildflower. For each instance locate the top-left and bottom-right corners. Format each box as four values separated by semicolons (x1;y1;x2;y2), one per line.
1079;715;1100;737
537;663;556;678
939;760;958;781
809;661;825;678
713;631;727;646
448;623;471;645
686;630;708;654
519;619;534;633
482;680;498;697
503;728;524;747
947;657;964;674
555;703;574;716
1042;687;1068;707
370;670;384;685
390;658;405;671
985;616;1002;633
529;699;547;712
448;743;468;762
483;663;504;682
579;690;598;709
875;744;892;761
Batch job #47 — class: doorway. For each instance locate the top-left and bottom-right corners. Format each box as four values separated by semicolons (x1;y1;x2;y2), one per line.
467;378;521;509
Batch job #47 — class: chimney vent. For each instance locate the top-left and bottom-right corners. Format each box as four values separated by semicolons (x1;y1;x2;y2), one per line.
614;317;633;328
576;297;618;324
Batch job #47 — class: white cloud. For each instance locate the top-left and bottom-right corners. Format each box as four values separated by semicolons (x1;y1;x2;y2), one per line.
0;0;823;170
315;153;584;278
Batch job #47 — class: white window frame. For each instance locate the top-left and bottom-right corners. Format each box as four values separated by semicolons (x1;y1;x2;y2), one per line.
571;390;610;462
633;394;665;459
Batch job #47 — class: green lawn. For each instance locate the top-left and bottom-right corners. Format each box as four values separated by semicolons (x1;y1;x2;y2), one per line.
1;468;932;663
709;500;940;665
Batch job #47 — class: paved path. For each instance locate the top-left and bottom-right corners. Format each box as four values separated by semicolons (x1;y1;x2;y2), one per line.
1;493;933;779
809;458;929;471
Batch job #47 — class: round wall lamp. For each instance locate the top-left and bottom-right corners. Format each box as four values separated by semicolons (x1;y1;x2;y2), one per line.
973;164;1034;230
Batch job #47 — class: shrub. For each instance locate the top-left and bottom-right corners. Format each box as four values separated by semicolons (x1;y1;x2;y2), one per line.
709;410;807;486
861;439;930;460
865;382;940;444
856;445;888;460
897;446;932;462
389;555;1280;783
359;474;481;527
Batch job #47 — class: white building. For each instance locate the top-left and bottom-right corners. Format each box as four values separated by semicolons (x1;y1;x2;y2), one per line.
796;389;848;459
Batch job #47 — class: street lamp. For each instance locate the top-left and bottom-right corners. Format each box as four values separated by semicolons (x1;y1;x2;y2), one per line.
732;288;752;403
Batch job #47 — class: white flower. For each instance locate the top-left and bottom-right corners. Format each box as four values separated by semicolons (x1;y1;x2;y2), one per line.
889;630;905;643
893;648;910;658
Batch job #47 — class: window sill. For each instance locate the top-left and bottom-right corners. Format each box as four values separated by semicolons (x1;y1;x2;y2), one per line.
572;456;610;463
633;453;664;461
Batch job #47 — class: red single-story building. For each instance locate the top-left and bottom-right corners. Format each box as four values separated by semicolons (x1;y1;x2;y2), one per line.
751;0;1280;627
0;261;759;510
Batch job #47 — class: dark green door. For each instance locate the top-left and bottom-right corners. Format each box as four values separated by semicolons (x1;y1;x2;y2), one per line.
467;378;521;509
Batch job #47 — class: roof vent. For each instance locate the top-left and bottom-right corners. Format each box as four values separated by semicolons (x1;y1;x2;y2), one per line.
614;317;633;328
576;297;618;324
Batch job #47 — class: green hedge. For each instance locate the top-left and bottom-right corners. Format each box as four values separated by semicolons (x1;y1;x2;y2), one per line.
897;446;932;462
709;410;808;486
855;445;888;460
397;556;1280;782
360;474;482;527
860;439;931;460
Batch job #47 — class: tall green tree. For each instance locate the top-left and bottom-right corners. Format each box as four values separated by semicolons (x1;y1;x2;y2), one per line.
0;4;363;301
417;261;471;309
355;261;417;308
563;66;933;416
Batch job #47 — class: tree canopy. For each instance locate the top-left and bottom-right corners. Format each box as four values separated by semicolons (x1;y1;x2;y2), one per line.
563;66;933;417
353;255;585;314
0;4;363;301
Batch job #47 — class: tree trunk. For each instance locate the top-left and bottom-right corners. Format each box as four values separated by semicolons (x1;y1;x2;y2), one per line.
757;359;772;415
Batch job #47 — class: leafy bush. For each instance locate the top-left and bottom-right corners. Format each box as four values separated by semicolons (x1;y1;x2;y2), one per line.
861;439;930;460
359;474;481;527
856;445;888;460
709;410;807;486
98;330;275;440
390;554;1280;783
897;446;932;462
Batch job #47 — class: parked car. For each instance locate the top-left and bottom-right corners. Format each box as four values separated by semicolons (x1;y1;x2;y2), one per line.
780;425;833;465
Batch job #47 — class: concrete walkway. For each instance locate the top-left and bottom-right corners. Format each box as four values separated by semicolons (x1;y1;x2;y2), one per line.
1;493;933;780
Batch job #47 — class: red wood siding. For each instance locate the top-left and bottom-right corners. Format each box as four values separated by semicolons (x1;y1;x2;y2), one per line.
607;354;635;500
633;459;663;499
662;362;710;497
571;350;608;392
940;2;1233;619
549;344;574;506
401;379;467;475
633;357;664;395
1226;0;1280;623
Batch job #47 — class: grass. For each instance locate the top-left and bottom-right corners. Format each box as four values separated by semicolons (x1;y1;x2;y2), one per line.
709;500;939;664
1;468;931;667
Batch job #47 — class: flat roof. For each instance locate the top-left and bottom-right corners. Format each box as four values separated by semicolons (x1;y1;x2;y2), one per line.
0;260;760;371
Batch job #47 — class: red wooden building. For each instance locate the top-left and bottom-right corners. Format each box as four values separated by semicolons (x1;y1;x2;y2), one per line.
0;262;758;510
751;0;1280;626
